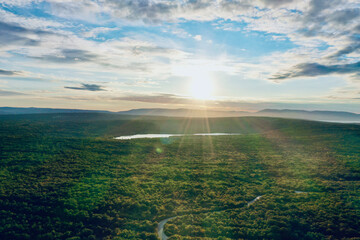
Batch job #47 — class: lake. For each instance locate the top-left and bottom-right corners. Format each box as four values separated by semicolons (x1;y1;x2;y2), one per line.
115;133;241;140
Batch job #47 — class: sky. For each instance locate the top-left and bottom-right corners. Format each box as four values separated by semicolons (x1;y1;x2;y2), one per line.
0;0;359;112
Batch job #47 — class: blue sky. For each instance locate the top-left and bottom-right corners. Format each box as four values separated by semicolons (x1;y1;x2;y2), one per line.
0;0;359;112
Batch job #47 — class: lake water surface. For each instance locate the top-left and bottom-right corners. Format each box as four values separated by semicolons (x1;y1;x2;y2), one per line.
115;133;241;140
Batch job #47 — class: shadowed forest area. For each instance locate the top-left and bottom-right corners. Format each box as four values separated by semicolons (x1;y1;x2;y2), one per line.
0;113;359;239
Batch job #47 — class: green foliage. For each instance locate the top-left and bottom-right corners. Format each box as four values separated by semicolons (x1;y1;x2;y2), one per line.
0;113;359;239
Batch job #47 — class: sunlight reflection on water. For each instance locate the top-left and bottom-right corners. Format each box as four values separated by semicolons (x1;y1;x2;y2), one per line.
115;133;241;140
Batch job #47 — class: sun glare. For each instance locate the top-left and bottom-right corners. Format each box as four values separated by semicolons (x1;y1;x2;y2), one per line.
190;76;213;100
189;70;214;100
172;62;216;100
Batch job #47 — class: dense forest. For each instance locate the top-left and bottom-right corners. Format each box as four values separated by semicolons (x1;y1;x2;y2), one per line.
0;113;359;239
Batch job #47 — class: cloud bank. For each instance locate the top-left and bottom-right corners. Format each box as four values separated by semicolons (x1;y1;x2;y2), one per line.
0;0;359;111
0;69;21;75
65;83;106;91
271;62;360;80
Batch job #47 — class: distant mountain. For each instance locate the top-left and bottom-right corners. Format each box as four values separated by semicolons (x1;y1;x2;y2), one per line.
117;108;360;122
117;108;251;117
0;107;109;115
257;109;360;121
1;107;360;123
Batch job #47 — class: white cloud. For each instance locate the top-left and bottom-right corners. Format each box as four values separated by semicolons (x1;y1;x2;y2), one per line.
1;0;359;103
0;0;40;6
193;35;202;41
47;0;103;21
82;27;120;38
0;8;65;29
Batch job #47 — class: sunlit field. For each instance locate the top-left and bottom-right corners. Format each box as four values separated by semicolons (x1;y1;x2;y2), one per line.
1;0;360;239
0;113;359;239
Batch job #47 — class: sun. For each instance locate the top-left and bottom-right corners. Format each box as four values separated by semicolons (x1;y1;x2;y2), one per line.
172;62;216;100
190;77;213;100
189;71;214;100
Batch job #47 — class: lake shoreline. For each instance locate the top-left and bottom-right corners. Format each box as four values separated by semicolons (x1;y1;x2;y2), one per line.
115;133;242;140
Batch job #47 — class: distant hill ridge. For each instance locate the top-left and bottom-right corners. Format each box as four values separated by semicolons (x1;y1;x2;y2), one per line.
1;107;360;122
0;107;110;115
258;109;360;120
260;108;359;116
116;108;251;117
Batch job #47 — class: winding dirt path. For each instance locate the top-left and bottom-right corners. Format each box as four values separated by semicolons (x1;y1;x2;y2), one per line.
157;195;263;240
156;191;308;239
157;217;176;240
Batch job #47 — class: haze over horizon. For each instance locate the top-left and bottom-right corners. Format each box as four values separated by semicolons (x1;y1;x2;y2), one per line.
0;0;359;112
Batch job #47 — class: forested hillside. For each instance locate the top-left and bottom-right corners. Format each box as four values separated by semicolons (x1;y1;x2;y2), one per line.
0;114;359;239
